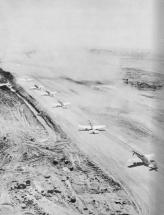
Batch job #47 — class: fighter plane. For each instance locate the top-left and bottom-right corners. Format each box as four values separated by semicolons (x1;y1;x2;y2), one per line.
78;120;106;134
41;90;57;97
127;150;158;171
52;100;70;108
30;84;43;90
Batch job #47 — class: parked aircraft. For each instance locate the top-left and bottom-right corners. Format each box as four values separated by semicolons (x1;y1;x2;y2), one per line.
41;90;57;97
30;84;43;90
128;150;158;171
52;100;70;108
78;120;106;134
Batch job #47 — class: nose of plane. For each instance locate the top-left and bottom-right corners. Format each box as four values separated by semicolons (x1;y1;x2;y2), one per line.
148;161;158;170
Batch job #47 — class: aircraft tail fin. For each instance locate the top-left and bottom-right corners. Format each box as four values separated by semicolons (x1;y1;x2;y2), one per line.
88;120;93;129
132;150;136;156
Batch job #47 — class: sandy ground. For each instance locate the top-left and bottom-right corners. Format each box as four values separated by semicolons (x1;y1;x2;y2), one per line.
0;48;164;215
0;69;140;215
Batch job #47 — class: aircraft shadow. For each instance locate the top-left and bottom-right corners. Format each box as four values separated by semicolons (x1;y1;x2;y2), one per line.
128;162;146;168
128;162;158;171
149;167;158;172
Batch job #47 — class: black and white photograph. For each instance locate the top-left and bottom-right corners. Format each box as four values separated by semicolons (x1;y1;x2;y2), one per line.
0;0;162;215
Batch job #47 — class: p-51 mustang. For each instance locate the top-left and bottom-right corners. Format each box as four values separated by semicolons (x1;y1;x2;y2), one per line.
52;100;70;108
30;84;43;90
128;150;158;171
78;120;106;134
41;90;57;97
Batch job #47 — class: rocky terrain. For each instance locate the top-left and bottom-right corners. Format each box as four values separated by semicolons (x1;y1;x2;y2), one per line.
122;67;164;90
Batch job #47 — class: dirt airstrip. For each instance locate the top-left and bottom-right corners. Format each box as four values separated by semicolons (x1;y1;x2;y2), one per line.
0;69;140;215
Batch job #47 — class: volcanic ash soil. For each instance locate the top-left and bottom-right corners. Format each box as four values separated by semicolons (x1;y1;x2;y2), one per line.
0;70;138;215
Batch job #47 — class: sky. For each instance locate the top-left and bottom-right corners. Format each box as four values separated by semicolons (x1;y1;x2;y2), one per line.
0;0;155;56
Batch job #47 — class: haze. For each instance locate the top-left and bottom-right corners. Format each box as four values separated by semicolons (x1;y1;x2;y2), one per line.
0;0;155;56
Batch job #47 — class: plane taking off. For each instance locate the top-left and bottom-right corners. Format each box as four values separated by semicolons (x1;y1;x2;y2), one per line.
52;100;70;108
41;90;57;97
128;150;158;171
78;120;106;134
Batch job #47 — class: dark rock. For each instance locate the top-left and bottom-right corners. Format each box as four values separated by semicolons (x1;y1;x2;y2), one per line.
44;175;51;179
47;190;54;194
115;201;121;204
21;203;26;209
69;167;74;171
70;197;76;203
3;136;7;141
83;207;88;210
26;180;31;186
120;214;129;215
52;160;58;165
54;189;61;194
64;160;70;164
16;184;26;189
102;188;108;192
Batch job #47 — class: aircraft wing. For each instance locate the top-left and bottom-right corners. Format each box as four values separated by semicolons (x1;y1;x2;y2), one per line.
145;154;155;161
52;91;57;95
93;125;106;131
52;103;60;108
127;157;141;167
78;125;91;131
89;129;99;134
63;102;70;106
132;150;149;165
30;86;36;90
